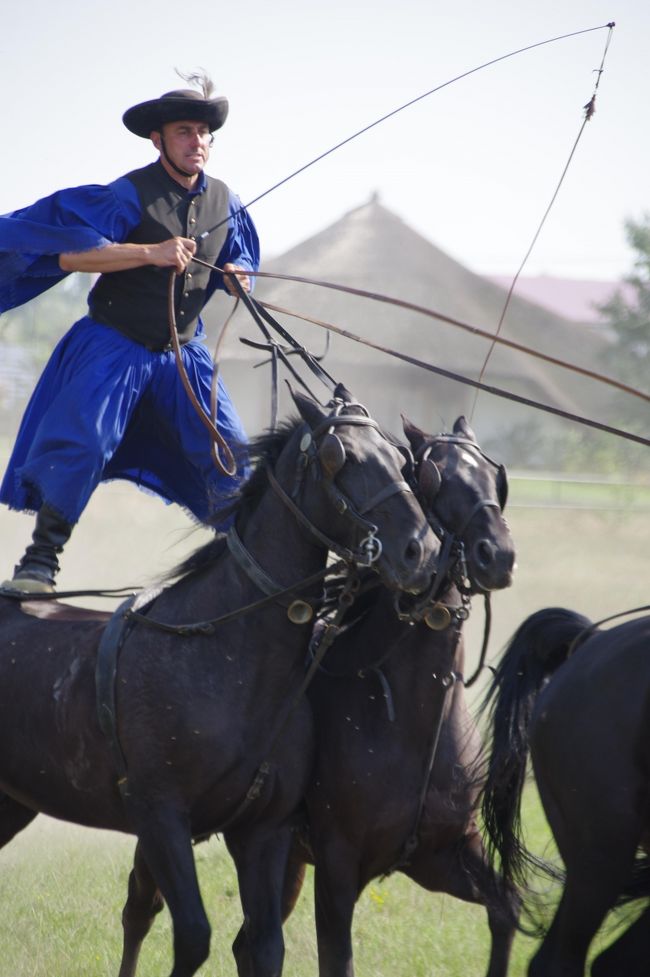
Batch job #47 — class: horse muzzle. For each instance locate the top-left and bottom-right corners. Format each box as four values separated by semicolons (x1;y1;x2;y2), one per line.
468;536;516;592
377;524;440;595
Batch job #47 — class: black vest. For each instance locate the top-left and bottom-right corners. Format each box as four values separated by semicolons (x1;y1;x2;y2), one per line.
88;162;230;349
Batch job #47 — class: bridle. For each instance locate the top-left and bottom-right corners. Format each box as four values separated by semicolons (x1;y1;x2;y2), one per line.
413;434;507;543
389;434;506;627
222;399;417;623
268;400;415;568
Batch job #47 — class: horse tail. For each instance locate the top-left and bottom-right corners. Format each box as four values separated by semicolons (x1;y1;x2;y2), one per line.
479;607;593;891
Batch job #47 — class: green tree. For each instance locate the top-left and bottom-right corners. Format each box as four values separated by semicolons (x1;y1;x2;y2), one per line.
598;215;650;412
586;215;650;475
498;219;650;477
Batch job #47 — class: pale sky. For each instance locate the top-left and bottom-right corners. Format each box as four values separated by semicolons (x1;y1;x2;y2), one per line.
0;0;646;282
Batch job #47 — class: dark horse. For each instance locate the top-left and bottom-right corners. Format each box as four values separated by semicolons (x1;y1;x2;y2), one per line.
0;386;440;977
237;416;518;977
480;607;650;977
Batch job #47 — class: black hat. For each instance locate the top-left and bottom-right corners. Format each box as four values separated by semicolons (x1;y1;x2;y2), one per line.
123;88;229;138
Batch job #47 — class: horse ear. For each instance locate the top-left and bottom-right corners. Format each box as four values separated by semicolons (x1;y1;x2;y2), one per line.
401;415;426;452
292;390;327;430
453;416;477;442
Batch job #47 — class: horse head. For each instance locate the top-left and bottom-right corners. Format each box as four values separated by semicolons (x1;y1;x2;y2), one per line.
402;415;515;593
284;385;439;594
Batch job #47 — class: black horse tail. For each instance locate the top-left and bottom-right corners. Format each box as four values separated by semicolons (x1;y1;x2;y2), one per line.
479;607;593;891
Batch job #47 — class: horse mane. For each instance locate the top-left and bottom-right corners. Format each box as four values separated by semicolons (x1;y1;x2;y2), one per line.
167;417;301;581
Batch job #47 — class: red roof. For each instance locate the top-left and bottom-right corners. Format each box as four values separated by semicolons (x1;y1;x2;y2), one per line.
487;275;635;324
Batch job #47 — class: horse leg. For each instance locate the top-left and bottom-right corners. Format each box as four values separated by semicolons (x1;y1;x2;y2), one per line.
117;840;165;977
0;793;37;846
405;831;518;977
232;834;307;977
279;835;308;921
591;902;650;977
528;867;629;977
312;839;360;977
228;824;293;977
125;800;211;977
529;749;643;977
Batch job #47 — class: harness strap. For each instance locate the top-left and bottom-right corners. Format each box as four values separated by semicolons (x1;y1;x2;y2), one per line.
227;526;291;598
202;262;337;425
464;593;492;688
381;647;463;878
266;464;360;564
455;499;501;538
96;591;159;797
567;603;650;657
356;480;412;515
211;569;360;832
124;562;341;636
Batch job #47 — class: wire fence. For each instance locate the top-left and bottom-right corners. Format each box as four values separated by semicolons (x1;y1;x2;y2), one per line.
509;473;650;511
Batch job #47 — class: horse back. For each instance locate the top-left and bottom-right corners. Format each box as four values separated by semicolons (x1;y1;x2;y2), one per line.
529;615;650;842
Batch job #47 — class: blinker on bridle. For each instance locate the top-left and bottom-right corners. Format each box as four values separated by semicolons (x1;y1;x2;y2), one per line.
393;433;509;632
285;399;416;569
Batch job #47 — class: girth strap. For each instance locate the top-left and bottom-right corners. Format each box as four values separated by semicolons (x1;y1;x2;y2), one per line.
96;588;163;796
96;594;138;796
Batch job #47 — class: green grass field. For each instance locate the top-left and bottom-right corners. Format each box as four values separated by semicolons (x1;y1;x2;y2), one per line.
0;480;648;975
0;795;546;977
0;791;633;977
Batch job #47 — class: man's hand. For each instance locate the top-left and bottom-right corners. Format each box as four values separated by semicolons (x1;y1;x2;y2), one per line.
150;237;197;274
222;263;251;295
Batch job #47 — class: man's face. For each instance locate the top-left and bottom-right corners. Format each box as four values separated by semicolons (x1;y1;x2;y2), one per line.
152;120;212;177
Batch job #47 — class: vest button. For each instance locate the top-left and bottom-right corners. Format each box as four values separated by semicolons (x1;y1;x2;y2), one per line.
190;217;196;224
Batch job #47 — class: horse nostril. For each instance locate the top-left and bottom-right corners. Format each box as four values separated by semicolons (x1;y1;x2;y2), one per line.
404;536;423;566
474;539;495;569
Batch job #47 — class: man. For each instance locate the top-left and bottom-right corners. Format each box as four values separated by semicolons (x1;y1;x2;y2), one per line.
0;74;259;593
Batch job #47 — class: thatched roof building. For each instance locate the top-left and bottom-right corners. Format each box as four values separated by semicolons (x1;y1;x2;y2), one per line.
206;196;611;453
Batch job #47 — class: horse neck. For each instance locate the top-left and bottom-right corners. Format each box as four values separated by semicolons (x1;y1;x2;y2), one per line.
391;581;465;675
328;579;466;698
237;457;328;593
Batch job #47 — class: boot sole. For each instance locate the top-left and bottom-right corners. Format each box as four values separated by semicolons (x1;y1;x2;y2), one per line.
1;578;55;594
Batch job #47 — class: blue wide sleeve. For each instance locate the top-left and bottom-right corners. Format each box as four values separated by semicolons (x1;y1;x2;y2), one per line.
0;179;141;313
207;191;260;298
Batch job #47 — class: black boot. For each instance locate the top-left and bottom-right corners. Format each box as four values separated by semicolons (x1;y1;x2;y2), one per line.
2;504;73;594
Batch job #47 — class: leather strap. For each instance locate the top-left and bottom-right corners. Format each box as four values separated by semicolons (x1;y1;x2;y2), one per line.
167;269;238;477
